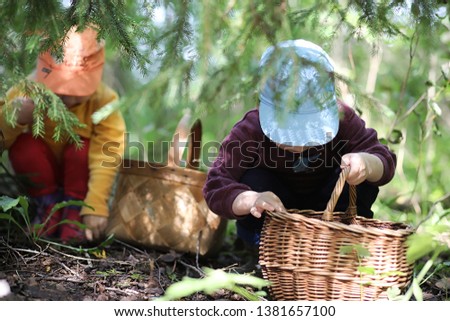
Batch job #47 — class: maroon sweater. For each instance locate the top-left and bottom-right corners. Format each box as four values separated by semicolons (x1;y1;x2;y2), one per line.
203;104;397;219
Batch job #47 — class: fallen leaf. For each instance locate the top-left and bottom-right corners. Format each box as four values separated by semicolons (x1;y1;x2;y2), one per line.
436;277;450;290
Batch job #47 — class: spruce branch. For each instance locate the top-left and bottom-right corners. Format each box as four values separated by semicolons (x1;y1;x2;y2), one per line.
154;0;193;70
4;79;86;148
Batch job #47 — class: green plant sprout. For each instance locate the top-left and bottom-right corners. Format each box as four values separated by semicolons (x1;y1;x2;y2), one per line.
391;207;450;301
0;195;31;239
339;244;373;300
0;195;115;256
0;195;94;241
96;269;124;278
155;267;270;301
130;273;144;281
339;244;409;300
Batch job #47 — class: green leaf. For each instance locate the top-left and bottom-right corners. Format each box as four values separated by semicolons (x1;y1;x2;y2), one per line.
131;273;143;280
386;286;403;301
340;245;354;255
17;196;30;225
156;268;270;301
339;244;371;258
0;213;12;219
406;234;434;263
357;266;376;275
49;200;94;216
97;234;115;248
354;245;371;258
223;270;271;289
0;195;20;212
58;218;85;229
0;196;30;228
254;290;268;297
412;279;423;301
0;213;27;233
406;221;450;263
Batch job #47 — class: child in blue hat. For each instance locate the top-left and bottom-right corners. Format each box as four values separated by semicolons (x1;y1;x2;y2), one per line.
203;39;396;248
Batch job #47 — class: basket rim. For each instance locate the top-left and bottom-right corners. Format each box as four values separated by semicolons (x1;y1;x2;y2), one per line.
265;209;415;238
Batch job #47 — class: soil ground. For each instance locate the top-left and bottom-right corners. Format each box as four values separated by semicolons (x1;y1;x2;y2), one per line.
0;170;260;301
1;226;448;301
0;218;265;301
0;176;448;302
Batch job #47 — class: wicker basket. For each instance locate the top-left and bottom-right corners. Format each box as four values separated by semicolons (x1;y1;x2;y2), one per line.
107;114;227;256
259;167;414;301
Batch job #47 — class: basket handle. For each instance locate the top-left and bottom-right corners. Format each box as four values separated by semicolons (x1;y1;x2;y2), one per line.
167;112;202;170
322;166;357;222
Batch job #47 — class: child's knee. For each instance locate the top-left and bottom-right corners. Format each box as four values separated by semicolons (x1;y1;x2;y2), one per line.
10;134;44;163
63;137;90;166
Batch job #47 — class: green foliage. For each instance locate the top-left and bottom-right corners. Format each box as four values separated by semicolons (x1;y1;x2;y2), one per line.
406;201;450;263
1;0;450;301
340;243;371;258
407;220;450;264
0;194;26;212
156;267;270;301
390;204;450;301
0;194;104;249
42;233;116;256
96;268;123;277
2;79;86;147
2;1;448;144
0;0;148;80
0;195;31;238
339;244;374;298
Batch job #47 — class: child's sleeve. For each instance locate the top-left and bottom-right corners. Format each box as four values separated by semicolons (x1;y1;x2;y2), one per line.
203;110;261;219
80;88;126;217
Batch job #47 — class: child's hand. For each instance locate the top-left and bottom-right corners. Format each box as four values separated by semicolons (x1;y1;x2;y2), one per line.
341;152;383;185
249;192;286;218
82;215;108;242
232;191;286;218
14;98;35;125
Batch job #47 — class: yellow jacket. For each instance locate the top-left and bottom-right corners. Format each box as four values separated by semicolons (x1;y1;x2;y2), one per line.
0;82;126;217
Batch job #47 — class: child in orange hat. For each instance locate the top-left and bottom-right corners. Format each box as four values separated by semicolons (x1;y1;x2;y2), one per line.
0;26;126;243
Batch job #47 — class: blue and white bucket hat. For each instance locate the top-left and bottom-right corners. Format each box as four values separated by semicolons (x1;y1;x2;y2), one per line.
259;39;339;146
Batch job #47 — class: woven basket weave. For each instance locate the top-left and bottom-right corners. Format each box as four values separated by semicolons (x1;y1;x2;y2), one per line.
107;114;227;256
259;167;414;301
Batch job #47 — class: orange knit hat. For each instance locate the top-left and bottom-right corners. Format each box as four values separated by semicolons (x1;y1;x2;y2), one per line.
36;26;105;96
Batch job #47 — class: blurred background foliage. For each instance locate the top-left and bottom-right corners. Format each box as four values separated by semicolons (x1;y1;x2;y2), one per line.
1;0;449;226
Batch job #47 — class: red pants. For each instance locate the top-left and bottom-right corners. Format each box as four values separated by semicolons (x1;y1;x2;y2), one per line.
9;133;89;199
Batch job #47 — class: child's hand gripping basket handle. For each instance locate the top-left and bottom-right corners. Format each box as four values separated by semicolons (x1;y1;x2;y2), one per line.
322;166;358;224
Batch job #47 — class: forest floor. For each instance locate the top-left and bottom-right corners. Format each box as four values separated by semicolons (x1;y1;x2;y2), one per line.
0;167;262;301
0;227;262;301
0;176;448;302
0;226;449;302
